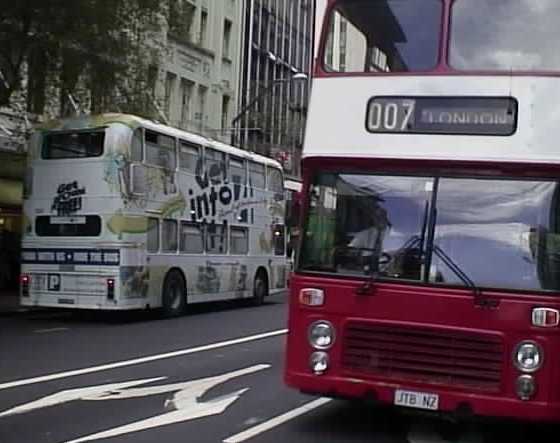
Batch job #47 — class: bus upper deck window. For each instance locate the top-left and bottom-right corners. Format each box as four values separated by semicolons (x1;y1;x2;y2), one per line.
205;148;226;184
145;131;176;170
131;129;143;162
322;0;442;73
230;156;247;185
450;0;560;71
42;131;105;159
249;162;266;189
179;141;201;174
267;168;284;194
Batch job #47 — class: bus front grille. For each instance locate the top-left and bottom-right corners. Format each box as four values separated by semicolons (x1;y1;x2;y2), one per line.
341;321;504;393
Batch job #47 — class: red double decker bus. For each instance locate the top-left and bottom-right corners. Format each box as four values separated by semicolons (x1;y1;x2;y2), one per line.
285;0;560;422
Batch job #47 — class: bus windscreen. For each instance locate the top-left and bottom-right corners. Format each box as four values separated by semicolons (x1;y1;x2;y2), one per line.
300;173;560;294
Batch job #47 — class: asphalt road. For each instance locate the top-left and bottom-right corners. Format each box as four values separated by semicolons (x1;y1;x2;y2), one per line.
0;293;554;443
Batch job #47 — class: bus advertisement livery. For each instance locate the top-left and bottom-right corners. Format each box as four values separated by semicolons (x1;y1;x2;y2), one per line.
284;0;560;422
21;114;288;316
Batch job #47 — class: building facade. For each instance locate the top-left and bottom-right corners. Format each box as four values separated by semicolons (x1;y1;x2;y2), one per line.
235;0;315;178
152;0;245;143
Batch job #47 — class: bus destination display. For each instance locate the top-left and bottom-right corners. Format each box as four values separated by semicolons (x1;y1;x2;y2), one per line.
366;97;517;136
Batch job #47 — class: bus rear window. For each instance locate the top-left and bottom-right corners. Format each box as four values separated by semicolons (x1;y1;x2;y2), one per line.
36;216;102;237
323;0;442;73
42;131;104;159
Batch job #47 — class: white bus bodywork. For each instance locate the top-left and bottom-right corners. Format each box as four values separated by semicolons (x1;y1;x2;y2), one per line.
21;114;288;312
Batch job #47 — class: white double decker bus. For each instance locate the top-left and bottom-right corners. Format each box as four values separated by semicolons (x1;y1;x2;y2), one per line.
20;113;288;316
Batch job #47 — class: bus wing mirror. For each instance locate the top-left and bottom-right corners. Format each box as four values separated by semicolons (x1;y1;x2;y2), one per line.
130;163;148;195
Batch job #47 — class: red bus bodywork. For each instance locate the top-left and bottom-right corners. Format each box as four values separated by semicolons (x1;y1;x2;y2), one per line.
284;0;560;422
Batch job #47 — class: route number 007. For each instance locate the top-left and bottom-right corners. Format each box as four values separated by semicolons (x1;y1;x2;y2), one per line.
366;99;416;132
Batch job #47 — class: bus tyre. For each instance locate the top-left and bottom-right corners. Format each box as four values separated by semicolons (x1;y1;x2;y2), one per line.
162;270;187;318
251;270;268;306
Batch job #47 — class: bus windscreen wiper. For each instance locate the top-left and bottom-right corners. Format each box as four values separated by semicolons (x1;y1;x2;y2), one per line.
422;179;494;307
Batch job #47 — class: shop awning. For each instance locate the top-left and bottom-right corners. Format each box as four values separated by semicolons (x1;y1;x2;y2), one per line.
0;178;22;207
0;150;25;180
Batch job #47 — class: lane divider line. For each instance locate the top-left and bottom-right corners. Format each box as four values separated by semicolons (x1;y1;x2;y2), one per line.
223;398;332;443
0;329;288;391
34;328;69;334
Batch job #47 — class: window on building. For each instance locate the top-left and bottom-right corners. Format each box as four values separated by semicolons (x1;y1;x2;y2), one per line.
145;131;176;170
164;72;177;118
249;161;266;189
147;65;158;98
180;78;194;127
206;223;227;254
179;141;200;173
147;218;159;253
229;156;246;185
223;19;232;58
197;85;208;128
200;9;208;47
168;0;196;42
230;226;249;255
221;95;230;132
162;219;178;252
180;221;204;253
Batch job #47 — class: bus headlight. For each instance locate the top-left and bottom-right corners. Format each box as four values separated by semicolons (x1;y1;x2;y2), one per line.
514;341;543;372
309;351;329;374
516;375;537;400
308;320;334;349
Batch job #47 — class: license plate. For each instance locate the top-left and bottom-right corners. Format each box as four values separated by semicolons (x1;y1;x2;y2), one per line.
394;389;439;411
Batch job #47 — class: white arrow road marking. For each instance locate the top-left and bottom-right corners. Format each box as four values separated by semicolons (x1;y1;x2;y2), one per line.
0;378;165;418
59;364;270;443
64;389;250;443
87;364;270;402
223;397;332;443
0;329;286;391
407;421;484;443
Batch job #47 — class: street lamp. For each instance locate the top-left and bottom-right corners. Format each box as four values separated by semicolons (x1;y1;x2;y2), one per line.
231;72;308;148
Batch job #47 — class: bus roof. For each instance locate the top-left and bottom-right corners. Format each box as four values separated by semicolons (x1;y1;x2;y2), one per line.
36;113;284;170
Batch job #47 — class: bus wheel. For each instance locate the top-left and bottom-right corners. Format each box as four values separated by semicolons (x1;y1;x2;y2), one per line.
251;270;268;306
162;270;187;318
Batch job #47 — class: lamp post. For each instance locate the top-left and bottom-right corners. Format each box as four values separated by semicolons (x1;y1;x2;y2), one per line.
231;72;308;149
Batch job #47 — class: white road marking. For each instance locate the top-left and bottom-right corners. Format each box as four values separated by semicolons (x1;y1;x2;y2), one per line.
223;398;332;443
0;329;287;391
61;365;270;443
0;378;165;418
34;327;69;334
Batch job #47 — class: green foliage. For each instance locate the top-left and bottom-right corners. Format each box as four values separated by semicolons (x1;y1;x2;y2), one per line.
0;0;166;117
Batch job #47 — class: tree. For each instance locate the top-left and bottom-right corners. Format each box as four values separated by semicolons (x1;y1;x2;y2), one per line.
0;0;166;117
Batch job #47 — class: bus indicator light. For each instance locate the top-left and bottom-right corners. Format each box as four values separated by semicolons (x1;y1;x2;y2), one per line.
299;288;324;306
532;308;559;328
